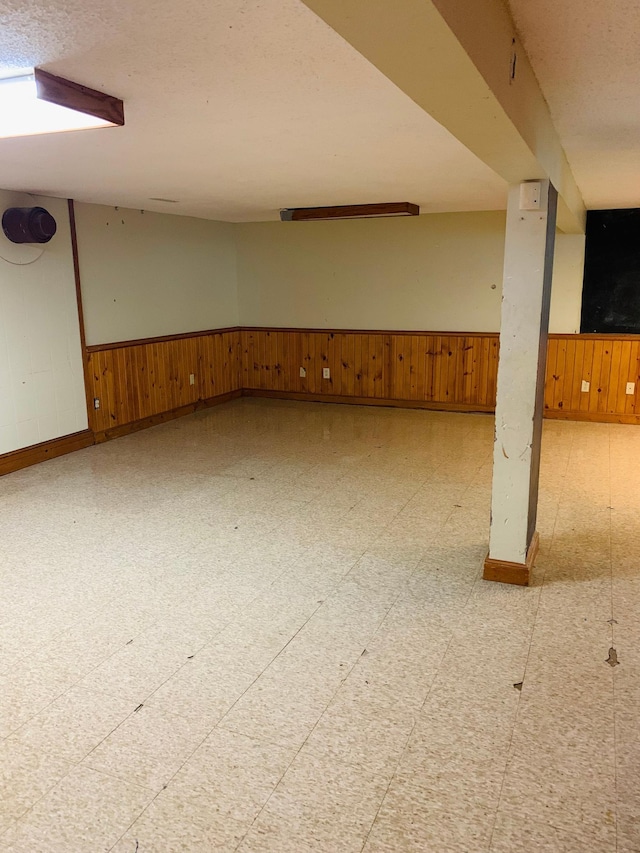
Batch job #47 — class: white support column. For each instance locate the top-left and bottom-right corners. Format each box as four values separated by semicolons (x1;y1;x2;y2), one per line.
484;179;558;585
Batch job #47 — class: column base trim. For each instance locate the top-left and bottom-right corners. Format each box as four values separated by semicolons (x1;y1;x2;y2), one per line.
482;531;539;586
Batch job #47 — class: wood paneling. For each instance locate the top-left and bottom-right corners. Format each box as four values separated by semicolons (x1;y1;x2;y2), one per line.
6;328;638;476
544;334;640;422
242;329;498;412
388;333;498;409
88;330;242;433
241;329;390;399
241;328;640;422
84;328;640;437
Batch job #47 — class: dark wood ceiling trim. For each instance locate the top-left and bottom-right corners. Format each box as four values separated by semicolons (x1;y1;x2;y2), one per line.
281;202;419;221
35;68;124;127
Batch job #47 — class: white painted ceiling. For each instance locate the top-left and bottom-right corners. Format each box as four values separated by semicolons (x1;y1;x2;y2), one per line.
508;0;640;210
0;0;507;222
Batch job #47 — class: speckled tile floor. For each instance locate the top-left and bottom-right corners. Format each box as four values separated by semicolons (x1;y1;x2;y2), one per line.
0;397;638;852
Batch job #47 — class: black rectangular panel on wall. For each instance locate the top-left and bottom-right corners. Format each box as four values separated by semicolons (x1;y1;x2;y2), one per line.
581;208;640;334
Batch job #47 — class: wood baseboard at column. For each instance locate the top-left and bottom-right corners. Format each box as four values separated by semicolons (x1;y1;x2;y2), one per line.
482;531;540;586
0;430;94;476
93;390;242;443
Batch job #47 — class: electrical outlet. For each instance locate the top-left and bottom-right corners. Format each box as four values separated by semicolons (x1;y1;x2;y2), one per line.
581;380;590;392
300;366;306;378
93;397;100;409
626;382;635;395
322;367;330;379
189;373;195;385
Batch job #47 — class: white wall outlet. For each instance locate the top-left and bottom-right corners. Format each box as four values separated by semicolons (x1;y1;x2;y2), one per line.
581;380;590;392
299;366;306;378
189;373;195;385
93;397;100;409
322;367;330;379
626;382;635;395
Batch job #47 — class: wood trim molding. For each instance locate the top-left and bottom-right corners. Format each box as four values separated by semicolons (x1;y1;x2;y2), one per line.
544;410;640;425
85;328;640;350
549;332;640;341
0;430;94;476
93;391;241;443
68;198;97;431
482;531;540;586
86;327;241;353
282;202;419;221
35;68;124;126
241;326;501;338
242;388;495;414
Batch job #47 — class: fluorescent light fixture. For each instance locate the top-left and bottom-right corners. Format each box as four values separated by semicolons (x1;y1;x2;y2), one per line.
280;202;420;221
0;68;124;140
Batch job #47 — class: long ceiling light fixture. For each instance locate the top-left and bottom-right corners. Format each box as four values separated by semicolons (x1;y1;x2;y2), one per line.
0;68;124;139
280;202;419;222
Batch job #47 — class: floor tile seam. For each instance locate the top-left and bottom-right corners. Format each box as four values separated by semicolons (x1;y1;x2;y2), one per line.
0;657;113;744
137;543;315;669
0;754;156;845
0;753;79;842
338;550;424;602
356;565;487;853
214;597;329;732
72;641;222;772
607;426;620;853
492;802;619;845
95;658;290;851
1;588;135;674
486;533;554;847
76;622;215;697
345;493;414;529
544;423;576;551
230;584;413;852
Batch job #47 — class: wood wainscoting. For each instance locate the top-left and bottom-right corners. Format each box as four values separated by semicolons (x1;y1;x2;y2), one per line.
241;328;640;422
545;334;640;423
84;327;640;435
87;329;242;439
3;327;639;477
241;329;499;412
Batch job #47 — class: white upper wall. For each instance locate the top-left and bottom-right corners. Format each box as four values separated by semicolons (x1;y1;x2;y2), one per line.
75;204;238;346
0;192;87;454
549;232;585;334
235;213;584;333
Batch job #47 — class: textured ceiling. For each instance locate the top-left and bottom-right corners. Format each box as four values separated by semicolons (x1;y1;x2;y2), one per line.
508;0;640;210
0;0;507;221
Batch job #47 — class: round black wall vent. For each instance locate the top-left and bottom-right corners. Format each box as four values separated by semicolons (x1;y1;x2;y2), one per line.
2;207;57;244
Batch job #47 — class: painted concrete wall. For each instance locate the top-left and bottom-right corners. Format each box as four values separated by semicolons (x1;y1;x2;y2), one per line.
75;204;239;346
75;206;585;346
549;233;585;334
0;192;87;454
235;212;584;332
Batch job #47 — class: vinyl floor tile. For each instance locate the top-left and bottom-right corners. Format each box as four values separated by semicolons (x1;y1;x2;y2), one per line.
0;400;636;851
0;766;154;853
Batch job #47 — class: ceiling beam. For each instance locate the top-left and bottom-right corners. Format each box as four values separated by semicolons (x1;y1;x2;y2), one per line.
299;0;585;233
